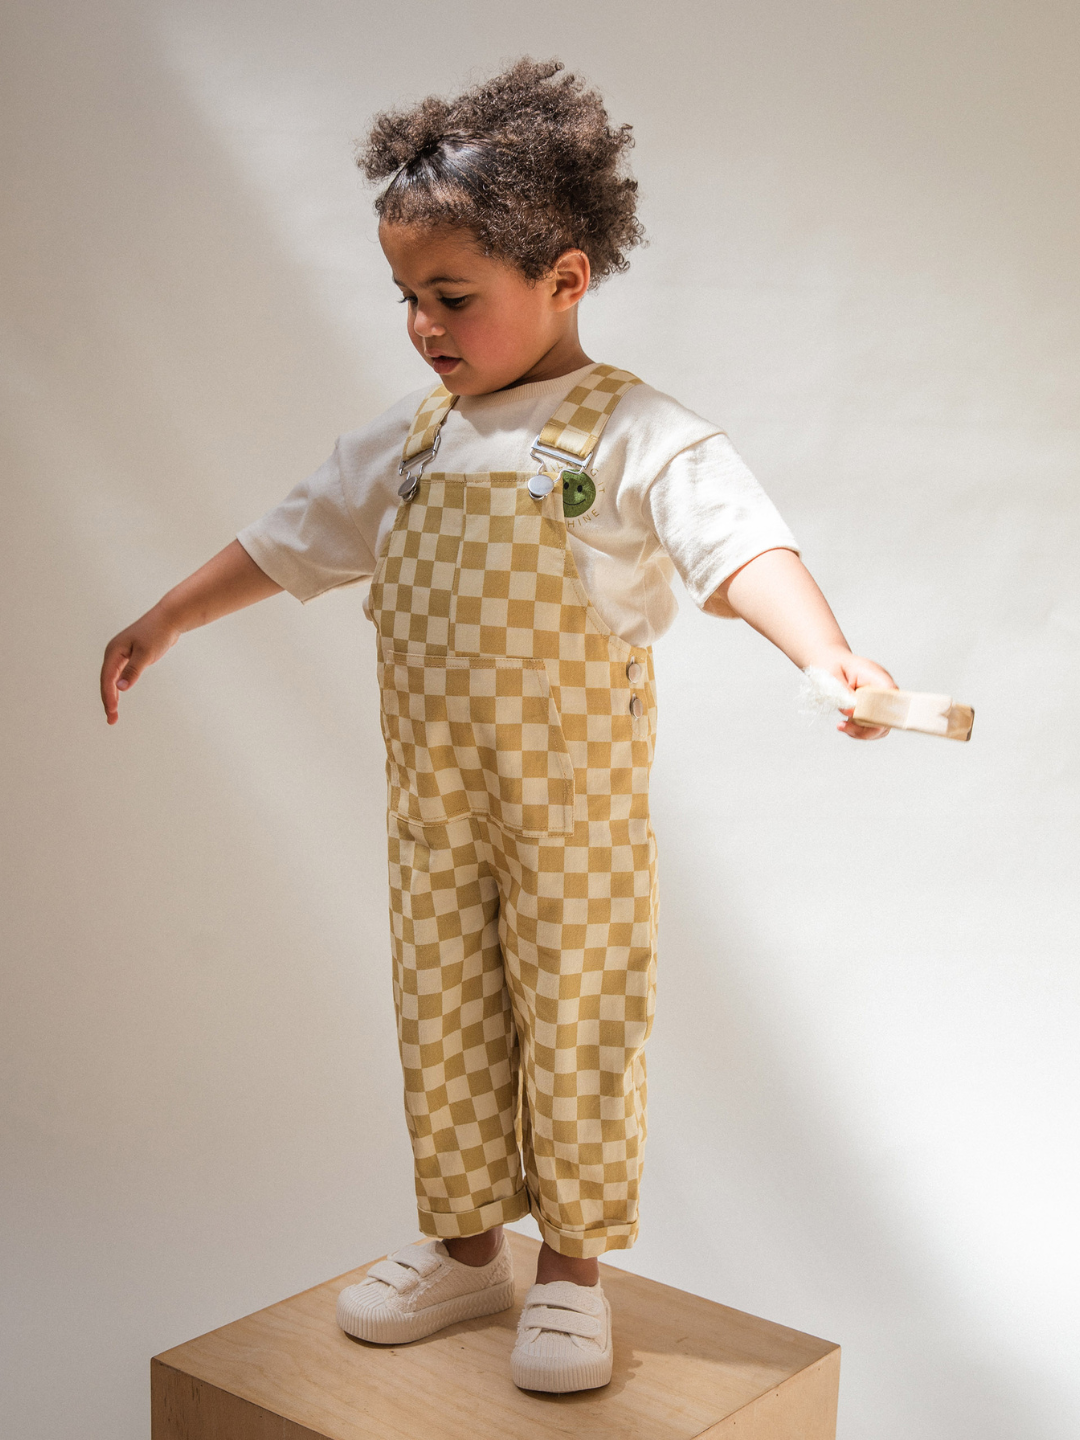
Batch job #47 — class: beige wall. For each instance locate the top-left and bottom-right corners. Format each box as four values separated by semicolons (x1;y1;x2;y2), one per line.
2;2;1078;1436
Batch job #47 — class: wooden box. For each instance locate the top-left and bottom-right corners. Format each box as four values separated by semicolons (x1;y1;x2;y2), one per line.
152;1231;839;1439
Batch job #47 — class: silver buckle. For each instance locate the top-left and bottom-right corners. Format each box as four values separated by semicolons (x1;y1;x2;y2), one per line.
397;429;441;499
529;436;595;476
527;436;593;502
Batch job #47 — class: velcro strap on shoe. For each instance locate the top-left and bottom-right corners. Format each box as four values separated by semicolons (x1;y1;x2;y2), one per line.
522;1305;602;1339
388;1243;443;1277
365;1245;442;1293
366;1259;417;1292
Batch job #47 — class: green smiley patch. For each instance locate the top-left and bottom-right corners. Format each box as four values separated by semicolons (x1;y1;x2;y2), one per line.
561;469;596;518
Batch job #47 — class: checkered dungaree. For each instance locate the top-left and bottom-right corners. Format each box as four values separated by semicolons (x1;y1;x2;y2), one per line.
367;366;658;1258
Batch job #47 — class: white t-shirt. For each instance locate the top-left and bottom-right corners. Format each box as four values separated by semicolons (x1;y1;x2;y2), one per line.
238;363;798;648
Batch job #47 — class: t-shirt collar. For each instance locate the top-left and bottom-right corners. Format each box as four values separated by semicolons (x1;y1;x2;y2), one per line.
457;362;595;413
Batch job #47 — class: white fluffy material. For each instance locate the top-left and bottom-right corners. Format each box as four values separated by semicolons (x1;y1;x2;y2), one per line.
799;665;856;718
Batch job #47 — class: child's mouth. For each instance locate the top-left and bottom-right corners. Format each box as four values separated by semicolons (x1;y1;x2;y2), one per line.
427;353;461;375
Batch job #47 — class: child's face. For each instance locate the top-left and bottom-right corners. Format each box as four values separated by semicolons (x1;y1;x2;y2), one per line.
379;223;587;395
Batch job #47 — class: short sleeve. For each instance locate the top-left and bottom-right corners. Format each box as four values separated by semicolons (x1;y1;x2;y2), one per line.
237;442;379;603
643;433;799;610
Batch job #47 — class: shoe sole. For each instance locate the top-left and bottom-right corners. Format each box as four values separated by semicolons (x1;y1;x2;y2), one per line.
510;1293;613;1393
337;1275;516;1345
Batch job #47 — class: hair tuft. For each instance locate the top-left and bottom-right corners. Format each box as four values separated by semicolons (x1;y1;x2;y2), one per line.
356;59;643;285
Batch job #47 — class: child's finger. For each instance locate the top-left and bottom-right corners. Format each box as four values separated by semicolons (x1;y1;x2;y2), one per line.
838;716;889;740
117;650;147;691
101;674;118;723
100;639;136;723
101;670;121;723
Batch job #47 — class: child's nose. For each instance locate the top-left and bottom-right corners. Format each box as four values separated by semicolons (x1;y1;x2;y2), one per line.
412;307;445;338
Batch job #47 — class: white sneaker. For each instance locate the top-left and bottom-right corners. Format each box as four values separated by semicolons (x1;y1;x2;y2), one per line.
511;1280;613;1392
336;1237;515;1345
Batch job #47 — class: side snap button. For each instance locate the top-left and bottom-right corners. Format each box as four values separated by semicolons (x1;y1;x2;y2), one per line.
626;660;643;684
528;474;555;499
629;695;644;719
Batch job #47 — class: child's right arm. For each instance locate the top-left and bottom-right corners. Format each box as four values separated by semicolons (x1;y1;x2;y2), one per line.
100;540;282;725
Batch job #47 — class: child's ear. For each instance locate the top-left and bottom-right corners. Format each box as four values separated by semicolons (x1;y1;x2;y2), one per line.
550;249;591;309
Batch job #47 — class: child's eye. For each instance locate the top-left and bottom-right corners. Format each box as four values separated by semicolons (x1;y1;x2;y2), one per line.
439;295;468;310
397;294;417;306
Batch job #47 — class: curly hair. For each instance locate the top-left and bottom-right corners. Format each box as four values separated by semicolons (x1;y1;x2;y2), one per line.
357;59;643;286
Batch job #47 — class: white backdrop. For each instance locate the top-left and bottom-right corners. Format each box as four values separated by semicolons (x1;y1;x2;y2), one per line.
2;2;1078;1437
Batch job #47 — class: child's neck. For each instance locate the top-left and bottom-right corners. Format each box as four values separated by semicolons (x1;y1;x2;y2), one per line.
497;331;592;392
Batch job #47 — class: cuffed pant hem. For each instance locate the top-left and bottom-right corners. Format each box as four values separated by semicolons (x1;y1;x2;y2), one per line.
417;1189;531;1239
531;1199;639;1258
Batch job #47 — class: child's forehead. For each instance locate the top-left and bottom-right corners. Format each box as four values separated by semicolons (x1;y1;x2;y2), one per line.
379;222;511;284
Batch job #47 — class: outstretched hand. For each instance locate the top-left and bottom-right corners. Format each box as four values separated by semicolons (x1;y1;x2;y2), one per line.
822;650;897;740
100;607;180;724
98;540;283;725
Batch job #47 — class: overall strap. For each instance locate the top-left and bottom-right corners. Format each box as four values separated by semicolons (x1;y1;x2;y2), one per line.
399;363;641;481
401;384;457;467
536;364;642;464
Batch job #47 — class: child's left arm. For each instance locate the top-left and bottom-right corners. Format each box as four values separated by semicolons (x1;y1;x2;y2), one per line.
708;547;894;740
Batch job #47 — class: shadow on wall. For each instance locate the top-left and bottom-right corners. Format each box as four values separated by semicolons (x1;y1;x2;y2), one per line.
2;7;408;1440
3;0;379;553
636;845;1050;1439
3;0;394;918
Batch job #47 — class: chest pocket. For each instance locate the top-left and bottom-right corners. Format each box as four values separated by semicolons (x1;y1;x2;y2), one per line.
377;653;575;837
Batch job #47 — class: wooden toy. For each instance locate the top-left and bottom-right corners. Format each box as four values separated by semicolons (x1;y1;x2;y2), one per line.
851;688;974;741
800;668;973;741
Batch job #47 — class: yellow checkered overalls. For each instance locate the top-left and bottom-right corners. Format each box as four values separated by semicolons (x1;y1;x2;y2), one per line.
366;366;658;1258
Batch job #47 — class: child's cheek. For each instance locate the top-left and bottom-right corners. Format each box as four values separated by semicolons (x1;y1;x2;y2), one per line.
465;316;521;371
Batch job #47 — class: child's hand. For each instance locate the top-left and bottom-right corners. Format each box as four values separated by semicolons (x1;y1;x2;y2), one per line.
820;650;897;740
98;541;283;726
100;606;180;725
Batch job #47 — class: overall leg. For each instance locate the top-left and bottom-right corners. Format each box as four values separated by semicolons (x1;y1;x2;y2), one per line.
486;813;658;1261
387;812;531;1238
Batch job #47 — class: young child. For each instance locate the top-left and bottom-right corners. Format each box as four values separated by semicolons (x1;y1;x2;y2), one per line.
100;59;893;1394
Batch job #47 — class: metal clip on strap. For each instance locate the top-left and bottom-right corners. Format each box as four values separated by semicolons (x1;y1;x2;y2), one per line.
397;430;441;500
527;435;595;501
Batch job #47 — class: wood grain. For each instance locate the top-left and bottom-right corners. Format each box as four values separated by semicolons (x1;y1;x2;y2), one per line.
152;1231;839;1440
152;1360;326;1440
702;1350;841;1438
